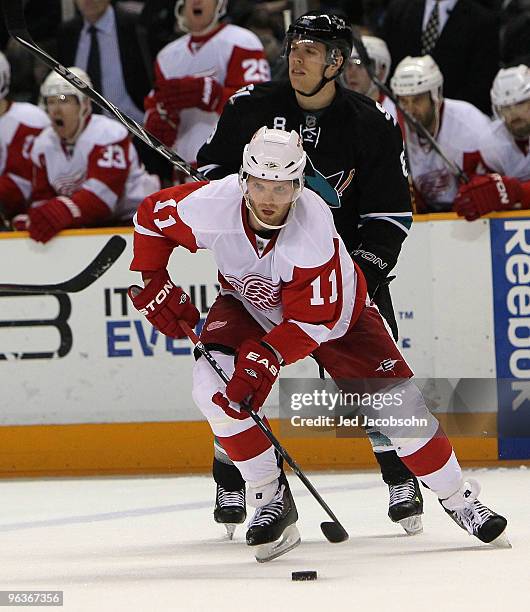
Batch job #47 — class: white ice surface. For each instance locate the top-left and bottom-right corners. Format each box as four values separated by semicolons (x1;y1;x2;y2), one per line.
0;468;528;612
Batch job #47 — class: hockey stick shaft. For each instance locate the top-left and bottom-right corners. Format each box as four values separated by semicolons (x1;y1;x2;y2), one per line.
0;235;126;293
1;0;205;181
351;33;469;184
179;321;349;541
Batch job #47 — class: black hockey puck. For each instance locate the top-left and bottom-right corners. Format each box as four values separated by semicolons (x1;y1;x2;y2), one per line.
292;571;317;581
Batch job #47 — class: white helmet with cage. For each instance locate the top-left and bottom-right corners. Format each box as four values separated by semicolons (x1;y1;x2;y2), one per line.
40;68;93;141
175;0;227;34
491;65;530;115
239;127;307;230
390;55;444;103
351;36;392;83
0;51;11;100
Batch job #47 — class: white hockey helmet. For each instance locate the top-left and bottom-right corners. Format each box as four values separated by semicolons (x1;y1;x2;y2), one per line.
40;67;93;107
390;55;444;103
351;36;392;83
239;127;307;230
175;0;227;34
0;51;10;100
491;65;530;114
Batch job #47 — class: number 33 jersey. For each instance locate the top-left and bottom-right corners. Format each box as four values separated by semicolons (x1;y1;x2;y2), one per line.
131;175;368;364
30;114;160;221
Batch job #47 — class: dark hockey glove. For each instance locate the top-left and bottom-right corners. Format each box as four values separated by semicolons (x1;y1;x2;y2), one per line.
372;279;398;341
353;252;399;341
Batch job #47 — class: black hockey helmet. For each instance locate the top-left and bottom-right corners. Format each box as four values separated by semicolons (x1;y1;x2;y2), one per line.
283;12;353;75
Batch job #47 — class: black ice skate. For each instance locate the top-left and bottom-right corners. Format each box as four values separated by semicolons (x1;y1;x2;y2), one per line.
440;479;510;547
388;476;424;535
246;474;300;562
214;484;246;539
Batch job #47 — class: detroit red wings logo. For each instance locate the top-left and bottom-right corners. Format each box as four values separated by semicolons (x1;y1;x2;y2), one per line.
416;169;453;201
223;273;281;312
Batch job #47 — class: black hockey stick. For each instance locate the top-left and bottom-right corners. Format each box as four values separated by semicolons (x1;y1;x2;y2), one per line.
351;33;469;184
0;235;126;293
0;0;206;182
179;321;349;544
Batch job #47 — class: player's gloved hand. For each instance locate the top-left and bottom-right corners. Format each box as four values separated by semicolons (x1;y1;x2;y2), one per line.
159;76;223;113
11;214;29;231
225;339;280;411
454;174;523;221
144;102;178;148
28;197;77;243
128;269;199;339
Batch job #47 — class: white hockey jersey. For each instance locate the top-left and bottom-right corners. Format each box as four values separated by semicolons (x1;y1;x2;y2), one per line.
31;114;159;222
131;175;367;365
401;98;491;211
478;119;530;181
377;93;397;123
152;24;269;163
0;102;49;215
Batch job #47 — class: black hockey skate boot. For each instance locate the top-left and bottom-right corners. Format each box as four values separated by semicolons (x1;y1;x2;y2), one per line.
388;476;424;535
440;479;509;547
246;472;300;562
214;484;246;540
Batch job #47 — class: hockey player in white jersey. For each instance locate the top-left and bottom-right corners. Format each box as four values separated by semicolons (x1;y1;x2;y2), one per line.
454;64;530;220
342;35;397;121
128;127;508;561
0;51;49;223
390;55;491;212
144;0;270;167
16;68;159;244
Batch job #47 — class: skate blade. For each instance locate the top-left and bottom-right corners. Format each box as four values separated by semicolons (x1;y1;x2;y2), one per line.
489;530;512;549
254;524;301;563
398;514;423;535
223;524;237;540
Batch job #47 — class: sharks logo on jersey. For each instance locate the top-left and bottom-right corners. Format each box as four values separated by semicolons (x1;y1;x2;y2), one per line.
304;155;355;208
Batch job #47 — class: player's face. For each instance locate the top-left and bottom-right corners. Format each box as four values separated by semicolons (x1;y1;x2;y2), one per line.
46;95;82;141
75;0;111;22
288;40;334;94
183;0;218;33
397;92;436;129
499;99;530;139
246;176;295;229
343;58;372;96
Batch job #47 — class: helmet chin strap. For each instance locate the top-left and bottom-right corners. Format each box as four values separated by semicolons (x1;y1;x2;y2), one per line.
295;73;335;98
65;103;91;145
244;195;296;230
293;54;342;97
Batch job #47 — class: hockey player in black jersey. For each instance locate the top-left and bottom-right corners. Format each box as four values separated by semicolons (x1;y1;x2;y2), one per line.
197;12;423;537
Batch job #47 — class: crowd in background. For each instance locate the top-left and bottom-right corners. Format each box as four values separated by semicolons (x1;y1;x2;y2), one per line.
2;1;529;102
0;0;529;240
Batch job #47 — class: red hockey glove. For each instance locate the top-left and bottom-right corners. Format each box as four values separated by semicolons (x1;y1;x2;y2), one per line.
28;197;77;243
454;174;523;221
128;269;200;339
212;392;251;421
144;104;178;148
11;214;29;231
225;340;280;411
158;76;223;113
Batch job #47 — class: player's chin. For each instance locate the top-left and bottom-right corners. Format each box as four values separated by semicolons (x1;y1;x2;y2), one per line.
508;122;529;138
289;73;309;88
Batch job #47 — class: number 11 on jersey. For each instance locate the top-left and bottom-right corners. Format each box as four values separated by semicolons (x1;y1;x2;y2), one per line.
310;269;338;306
